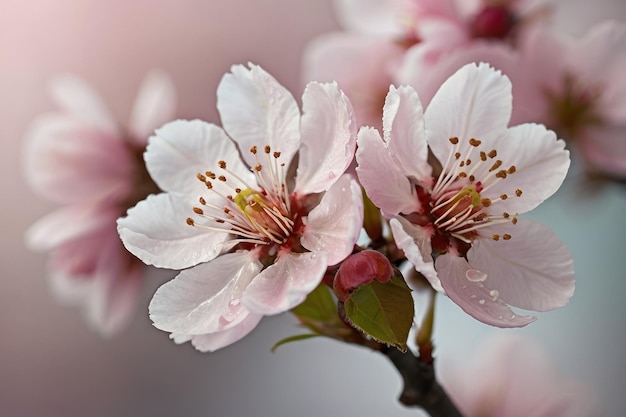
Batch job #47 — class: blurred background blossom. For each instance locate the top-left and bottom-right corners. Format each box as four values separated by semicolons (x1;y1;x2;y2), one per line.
1;0;625;416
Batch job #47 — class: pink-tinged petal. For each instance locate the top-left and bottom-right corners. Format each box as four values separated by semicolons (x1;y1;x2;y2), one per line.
435;253;536;327
242;251;327;315
26;204;117;251
303;33;402;129
425;62;512;165
117;193;229;269
24;114;133;204
300;175;363;266
569;21;626;85
217;63;300;169
145;119;253;196
579;124;626;179
383;85;432;183
49;74;118;136
470;219;575;312
389;217;442;292
149;251;262;335
356;127;421;216
481;123;570;215
85;233;144;336
187;313;263;352
294;82;356;195
128;69;177;146
334;0;404;36
602;53;626;122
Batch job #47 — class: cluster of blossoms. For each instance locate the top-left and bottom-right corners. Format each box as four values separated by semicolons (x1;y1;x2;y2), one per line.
305;0;626;180
24;71;176;335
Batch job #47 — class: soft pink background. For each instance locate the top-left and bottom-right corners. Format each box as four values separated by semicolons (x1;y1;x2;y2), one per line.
1;1;625;416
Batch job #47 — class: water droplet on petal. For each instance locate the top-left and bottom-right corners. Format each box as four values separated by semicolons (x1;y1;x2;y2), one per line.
478;299;486;305
328;171;336;180
489;289;499;300
466;269;487;282
470;294;477;299
511;314;516;319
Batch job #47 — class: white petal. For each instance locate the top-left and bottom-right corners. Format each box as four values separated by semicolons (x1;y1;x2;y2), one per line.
49;74;118;135
217;63;300;169
389;217;442;292
295;82;356;195
242;251;327;315
469;219;575;312
188;313;263;352
149;251;262;334
129;69;177;146
146;119;253;196
356;126;421;216
117;193;229;269
383;85;432;183
301;175;363;266
435;253;536;328
425;62;512;166
481;123;570;215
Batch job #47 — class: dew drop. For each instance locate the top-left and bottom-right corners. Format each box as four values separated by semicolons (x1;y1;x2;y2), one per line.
466;269;487;282
328;171;336;180
511;314;516;319
489;289;499;300
478;299;485;305
470;294;477;299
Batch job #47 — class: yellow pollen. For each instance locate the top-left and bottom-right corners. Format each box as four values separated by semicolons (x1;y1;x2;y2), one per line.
193;207;204;215
481;198;492;207
186;217;195;226
449;137;459;144
469;138;482;147
492;234;500;241
503;234;512;240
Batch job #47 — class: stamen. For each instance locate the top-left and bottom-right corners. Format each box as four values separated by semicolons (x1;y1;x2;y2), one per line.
503;234;512;240
193;207;204;215
186;218;195;226
469;138;481;147
515;189;523;197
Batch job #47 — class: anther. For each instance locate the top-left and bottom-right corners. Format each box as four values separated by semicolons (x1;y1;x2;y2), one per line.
469;138;482;147
460;161;465;167
481;198;492;207
512;217;518;225
199;197;206;205
449;137;459;144
250;146;257;154
186;218;195;226
455;152;462;159
197;173;206;182
469;175;476;182
492;234;500;241
254;163;263;172
193;207;204;215
218;160;227;169
458;172;467;178
503;234;512;240
500;194;508;200
206;171;216;179
515;189;523;197
273;151;281;158
206;181;213;189
218;175;227;182
235;188;242;193
495;170;508;179
508;165;517;174
466;159;472;166
264;145;271;154
489;160;503;172
503;212;510;218
488;150;497;158
480;151;487;161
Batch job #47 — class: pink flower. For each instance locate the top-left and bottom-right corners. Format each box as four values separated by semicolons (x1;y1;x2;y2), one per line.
356;62;574;327
24;71;176;335
511;22;626;179
117;64;362;352
441;335;599;417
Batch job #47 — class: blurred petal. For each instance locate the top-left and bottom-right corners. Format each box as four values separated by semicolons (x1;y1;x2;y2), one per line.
242;251;327;315
129;69;177;146
188;313;263;352
334;0;404;36
295;82;356;195
579;124;626;179
300;175;363;266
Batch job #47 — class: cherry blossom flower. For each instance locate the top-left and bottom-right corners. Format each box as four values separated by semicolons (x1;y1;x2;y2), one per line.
510;21;626;179
356;62;574;327
24;70;176;335
441;335;599;417
117;63;362;352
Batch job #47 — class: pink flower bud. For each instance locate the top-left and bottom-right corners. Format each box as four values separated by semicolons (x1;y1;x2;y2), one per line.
333;250;393;301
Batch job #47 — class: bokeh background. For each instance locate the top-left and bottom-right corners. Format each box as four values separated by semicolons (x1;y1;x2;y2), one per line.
1;0;625;416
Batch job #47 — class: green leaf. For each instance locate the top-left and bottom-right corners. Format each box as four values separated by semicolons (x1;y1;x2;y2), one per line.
362;188;383;241
343;274;414;351
271;334;320;352
291;284;337;323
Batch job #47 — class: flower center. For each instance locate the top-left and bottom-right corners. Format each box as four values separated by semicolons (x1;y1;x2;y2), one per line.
545;73;604;140
185;145;296;248
471;5;516;40
424;136;521;247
